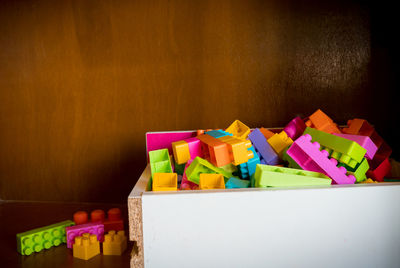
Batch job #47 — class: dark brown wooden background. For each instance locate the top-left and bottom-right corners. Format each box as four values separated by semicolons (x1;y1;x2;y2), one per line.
0;0;398;203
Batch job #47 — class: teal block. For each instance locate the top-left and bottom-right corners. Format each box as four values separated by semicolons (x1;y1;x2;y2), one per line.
304;127;366;168
254;164;332;187
225;177;250;188
17;220;75;255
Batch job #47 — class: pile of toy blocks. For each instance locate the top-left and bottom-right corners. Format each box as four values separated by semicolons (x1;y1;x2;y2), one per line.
16;208;127;260
148;109;394;191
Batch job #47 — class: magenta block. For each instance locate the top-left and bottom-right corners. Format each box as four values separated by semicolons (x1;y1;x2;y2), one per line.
333;133;378;160
286;134;356;184
185;137;203;160
66;222;104;248
283;117;306;140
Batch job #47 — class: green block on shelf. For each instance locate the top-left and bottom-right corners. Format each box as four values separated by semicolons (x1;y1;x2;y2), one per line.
304;127;366;168
149;149;173;176
185;157;235;185
254;164;332;187
339;157;369;183
16;220;75;256
282;148;302;169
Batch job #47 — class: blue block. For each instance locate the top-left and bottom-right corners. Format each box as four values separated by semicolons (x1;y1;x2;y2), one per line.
238;147;260;179
205;130;232;138
225;177;250;188
249;128;280;165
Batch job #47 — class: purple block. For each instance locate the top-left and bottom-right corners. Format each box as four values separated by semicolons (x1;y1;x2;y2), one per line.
286;134;356;184
249;128;279;165
66;222;104;248
283;117;306;140
333;133;378;160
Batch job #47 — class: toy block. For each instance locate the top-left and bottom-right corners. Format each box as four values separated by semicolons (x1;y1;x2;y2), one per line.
282;148;302;169
238;147;260;179
259;127;275;139
199;174;225;190
16;220;74;255
185;157;234;185
172;140;191;164
367;156;391;182
103;230;128;255
286;134;356;184
73;233;100;260
74;211;89;225
248;128;279;165
225;177;250;188
342;118;375;137
254;164;332;187
104;208;124;232
218;135;254;165
283;116;306;140
91;209;105;223
339;158;369;183
360;178;378;183
304;127;366;169
197;134;231;167
205;130;232;138
305;109;341;134
186;137;203;158
333;133;378;160
149;149;173;176
225;120;251;139
152;173;178;191
376;140;392;159
219;163;238;174
267;131;293;157
174;161;186;175
66;222;104;248
180;159;199;190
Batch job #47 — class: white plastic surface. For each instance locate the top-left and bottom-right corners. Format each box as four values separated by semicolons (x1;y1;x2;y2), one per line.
141;184;400;268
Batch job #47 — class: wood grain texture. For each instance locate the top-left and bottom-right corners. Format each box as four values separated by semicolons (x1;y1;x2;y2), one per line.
0;0;397;202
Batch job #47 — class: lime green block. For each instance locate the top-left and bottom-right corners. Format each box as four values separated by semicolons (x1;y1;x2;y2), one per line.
304;127;366;168
282;148;302;169
149;149;173;176
254;164;332;187
185;157;236;185
339;158;369;183
17;220;75;255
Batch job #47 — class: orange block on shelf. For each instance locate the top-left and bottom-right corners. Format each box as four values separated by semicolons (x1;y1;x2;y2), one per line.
197;134;231;167
259;128;275;139
305;109;341;134
218;136;254;165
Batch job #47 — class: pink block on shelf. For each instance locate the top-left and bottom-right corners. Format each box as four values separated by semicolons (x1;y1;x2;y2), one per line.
180;159;199;190
333;133;378;160
66;222;104;248
283;117;306;140
185;137;203;160
146;131;197;160
287;134;356;184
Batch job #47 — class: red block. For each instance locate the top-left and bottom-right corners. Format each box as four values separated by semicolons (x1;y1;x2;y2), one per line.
367;156;391;182
104;208;124;232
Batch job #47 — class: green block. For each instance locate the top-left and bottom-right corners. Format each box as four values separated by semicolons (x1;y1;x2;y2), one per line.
339;158;369;183
185;157;236;185
254;164;332;187
17;220;75;255
282;148;302;169
174;161;186;175
304;127;366;168
149;149;173;176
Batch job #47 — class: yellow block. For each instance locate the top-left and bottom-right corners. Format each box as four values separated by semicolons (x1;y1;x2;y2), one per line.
172;140;190;164
267;131;293;157
219;136;254;165
225;120;251;140
152;173;178;191
73;233;100;260
199;174;225;190
103;230;127;255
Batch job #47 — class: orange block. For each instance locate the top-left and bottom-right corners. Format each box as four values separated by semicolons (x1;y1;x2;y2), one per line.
305;109;341;134
218;136;254;165
259;128;275;139
197;134;231;167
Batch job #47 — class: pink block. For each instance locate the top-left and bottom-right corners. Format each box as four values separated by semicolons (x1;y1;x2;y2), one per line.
185;137;203;160
283;117;306;140
66;222;104;248
146;131;197;160
333;133;378;160
287;134;356;184
180;159;198;190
